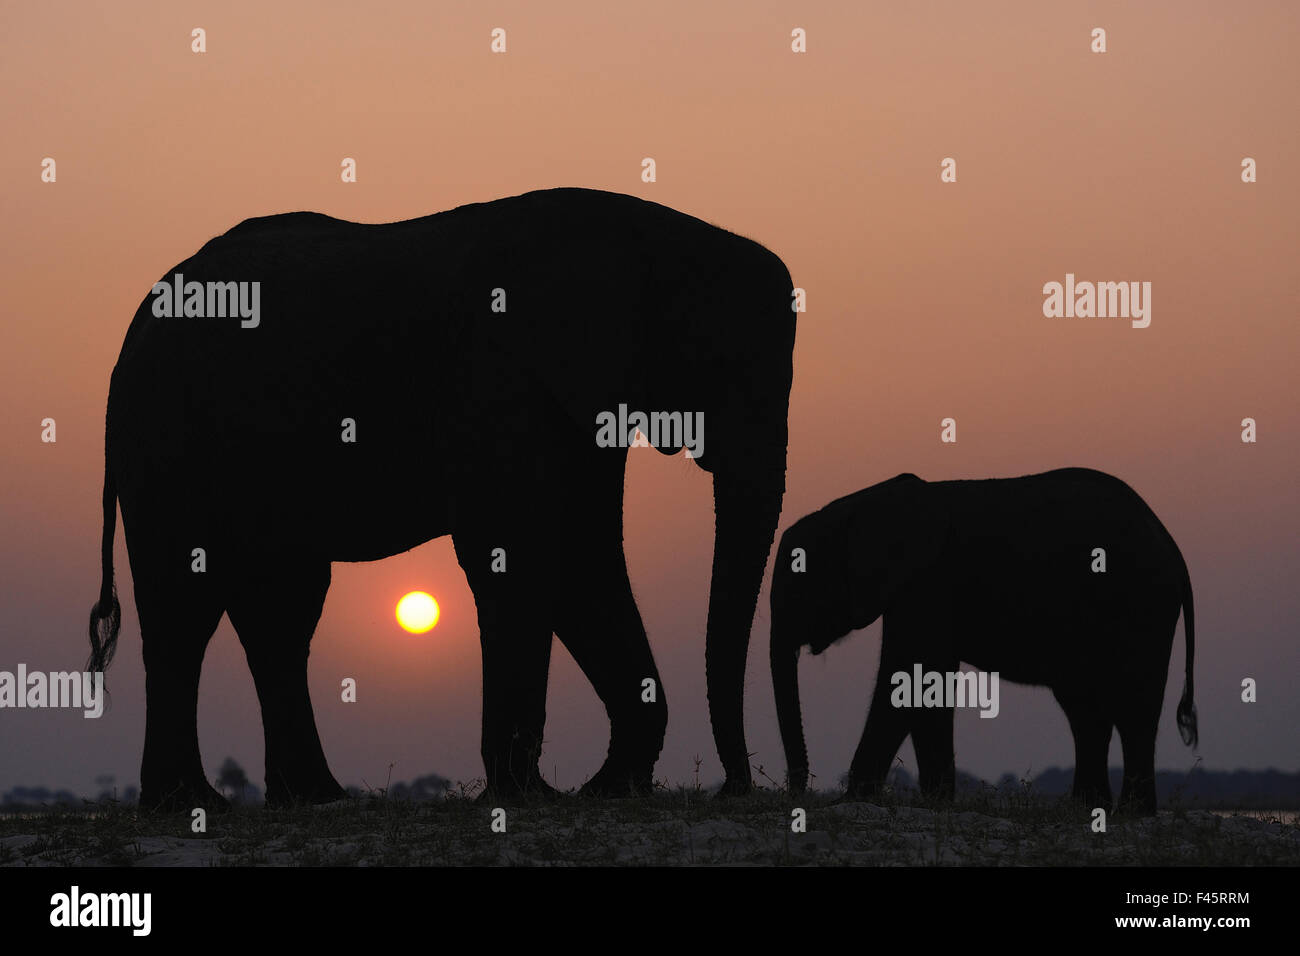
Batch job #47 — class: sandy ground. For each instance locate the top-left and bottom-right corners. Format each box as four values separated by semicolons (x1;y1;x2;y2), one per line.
2;795;1297;866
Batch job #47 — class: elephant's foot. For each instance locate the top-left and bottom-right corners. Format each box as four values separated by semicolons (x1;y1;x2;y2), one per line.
842;777;887;803
579;762;654;799
916;784;957;805
264;772;348;809
1069;785;1115;817
140;777;231;814
478;772;564;806
713;771;755;799
1112;788;1156;818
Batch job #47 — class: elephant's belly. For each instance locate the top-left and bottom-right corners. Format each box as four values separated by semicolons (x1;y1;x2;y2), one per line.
962;600;1131;687
307;461;454;562
326;520;450;563
203;433;454;562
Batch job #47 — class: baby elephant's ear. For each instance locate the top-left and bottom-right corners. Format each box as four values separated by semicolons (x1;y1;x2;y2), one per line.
905;493;949;575
875;476;947;602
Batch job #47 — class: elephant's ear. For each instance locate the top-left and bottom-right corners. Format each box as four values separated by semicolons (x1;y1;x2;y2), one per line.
470;235;657;442
842;475;946;619
883;478;948;603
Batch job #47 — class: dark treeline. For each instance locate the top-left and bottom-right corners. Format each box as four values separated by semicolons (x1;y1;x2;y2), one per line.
879;766;1300;809
2;763;1295;810
0;760;452;810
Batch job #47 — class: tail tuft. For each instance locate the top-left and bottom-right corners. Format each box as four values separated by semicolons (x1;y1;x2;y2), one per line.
1174;532;1196;749
1176;682;1198;748
87;585;121;675
88;449;119;686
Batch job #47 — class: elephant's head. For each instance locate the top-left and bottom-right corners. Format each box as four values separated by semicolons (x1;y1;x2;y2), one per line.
686;311;796;793
672;260;796;793
500;233;797;793
770;473;945;793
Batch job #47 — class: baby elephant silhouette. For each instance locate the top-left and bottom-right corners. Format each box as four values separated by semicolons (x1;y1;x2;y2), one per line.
770;468;1196;816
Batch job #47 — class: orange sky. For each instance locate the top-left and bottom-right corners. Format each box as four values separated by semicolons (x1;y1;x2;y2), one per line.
2;1;1297;795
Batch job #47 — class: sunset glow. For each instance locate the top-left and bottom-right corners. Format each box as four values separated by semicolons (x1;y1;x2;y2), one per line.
0;0;1293;810
396;592;440;634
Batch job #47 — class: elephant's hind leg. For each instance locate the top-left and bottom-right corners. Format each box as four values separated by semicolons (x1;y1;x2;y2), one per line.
1114;611;1176;817
1053;688;1114;812
126;525;227;812
911;703;957;800
1115;693;1162;817
226;560;345;806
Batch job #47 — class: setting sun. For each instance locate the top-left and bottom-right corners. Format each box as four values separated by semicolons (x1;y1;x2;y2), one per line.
396;591;440;633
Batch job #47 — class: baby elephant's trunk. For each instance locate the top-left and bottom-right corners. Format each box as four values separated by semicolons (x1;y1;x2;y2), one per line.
771;623;809;793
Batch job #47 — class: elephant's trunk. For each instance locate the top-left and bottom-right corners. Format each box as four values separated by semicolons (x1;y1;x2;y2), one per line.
770;619;808;793
706;452;785;793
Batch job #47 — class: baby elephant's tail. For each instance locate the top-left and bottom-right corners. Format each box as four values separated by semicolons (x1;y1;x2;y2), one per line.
1173;543;1197;749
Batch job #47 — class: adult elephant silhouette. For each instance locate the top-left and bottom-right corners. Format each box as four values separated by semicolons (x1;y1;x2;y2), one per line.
88;187;796;810
770;469;1196;816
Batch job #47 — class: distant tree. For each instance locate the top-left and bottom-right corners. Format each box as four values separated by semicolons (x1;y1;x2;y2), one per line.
410;772;452;800
217;758;251;802
2;786;79;807
95;774;116;801
386;771;452;802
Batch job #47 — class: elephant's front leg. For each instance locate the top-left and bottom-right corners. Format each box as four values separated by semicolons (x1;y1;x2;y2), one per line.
478;614;556;800
911;697;957;800
549;445;665;796
553;548;667;798
846;652;913;799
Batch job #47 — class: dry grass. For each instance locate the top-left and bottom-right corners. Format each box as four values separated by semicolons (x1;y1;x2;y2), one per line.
2;780;1297;867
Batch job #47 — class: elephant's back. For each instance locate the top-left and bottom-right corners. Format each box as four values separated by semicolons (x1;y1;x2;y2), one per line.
935;470;1184;682
105;186;788;469
106;216;451;506
428;187;788;280
939;468;1183;615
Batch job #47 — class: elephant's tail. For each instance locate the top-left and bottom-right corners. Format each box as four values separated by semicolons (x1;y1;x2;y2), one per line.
87;458;121;680
1173;540;1197;749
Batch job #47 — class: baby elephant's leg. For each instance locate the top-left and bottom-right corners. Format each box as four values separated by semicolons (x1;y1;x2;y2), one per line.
912;699;957;799
846;653;912;798
1053;687;1114;812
